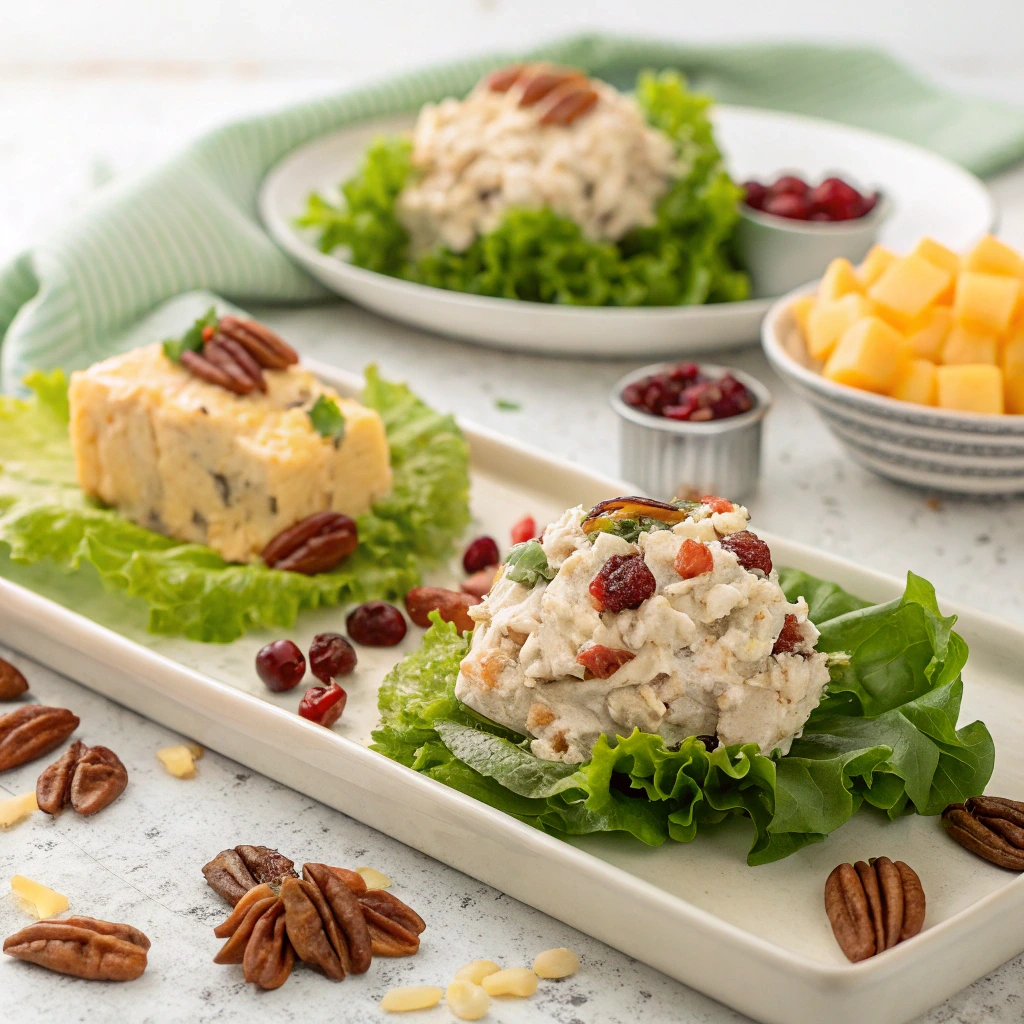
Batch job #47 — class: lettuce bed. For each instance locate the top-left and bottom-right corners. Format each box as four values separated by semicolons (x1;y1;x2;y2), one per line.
372;570;994;864
0;368;469;643
299;72;750;307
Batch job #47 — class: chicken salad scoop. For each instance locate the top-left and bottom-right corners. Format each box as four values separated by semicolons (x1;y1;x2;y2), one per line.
455;497;830;762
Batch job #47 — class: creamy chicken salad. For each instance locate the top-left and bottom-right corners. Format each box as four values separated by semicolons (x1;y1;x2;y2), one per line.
455;498;830;762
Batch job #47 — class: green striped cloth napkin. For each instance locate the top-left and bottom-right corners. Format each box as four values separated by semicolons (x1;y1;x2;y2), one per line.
3;33;1024;390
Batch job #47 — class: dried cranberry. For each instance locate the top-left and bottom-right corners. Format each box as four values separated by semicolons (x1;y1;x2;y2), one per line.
309;632;357;683
720;531;773;575
769;175;809;197
674;539;713;579
589;554;656;613
298;683;347;727
463;535;499;574
577;644;636;679
510;515;537;545
772;614;804;654
808;176;863;221
346;601;407;647
255;639;306;692
764;192;811;220
742;180;768;210
700;495;734;514
668;362;700;383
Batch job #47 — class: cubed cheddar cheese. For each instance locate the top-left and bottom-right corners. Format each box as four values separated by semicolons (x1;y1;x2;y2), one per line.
818;258;862;302
890;359;937;406
789;295;815;336
936;365;1005;415
823;317;908;394
941;324;998;366
806;293;873;362
904;307;952;362
857;245;897;288
1003;329;1024;414
953;271;1021;334
963;234;1024;279
868;255;953;320
912;237;961;277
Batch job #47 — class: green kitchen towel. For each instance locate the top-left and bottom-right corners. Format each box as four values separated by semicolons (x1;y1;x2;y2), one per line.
3;33;1024;389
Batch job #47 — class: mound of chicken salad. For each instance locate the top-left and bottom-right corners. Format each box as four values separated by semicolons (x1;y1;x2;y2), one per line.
457;498;829;762
300;67;750;307
374;495;994;865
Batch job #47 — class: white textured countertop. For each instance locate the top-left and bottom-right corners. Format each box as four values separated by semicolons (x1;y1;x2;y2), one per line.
2;58;1024;1024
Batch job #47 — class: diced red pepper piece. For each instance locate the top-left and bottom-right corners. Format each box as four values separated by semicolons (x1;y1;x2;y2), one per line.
577;644;636;679
511;515;537;545
674;539;714;579
700;495;734;514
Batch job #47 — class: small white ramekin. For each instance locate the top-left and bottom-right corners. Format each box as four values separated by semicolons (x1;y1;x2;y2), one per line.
610;363;772;502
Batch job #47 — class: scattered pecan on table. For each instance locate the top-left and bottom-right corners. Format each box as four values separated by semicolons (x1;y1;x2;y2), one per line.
202;845;299;906
36;740;128;817
3;917;150;982
404;586;480;634
261;511;358;575
942;796;1024;871
210;860;425;989
0;705;80;772
0;657;29;701
180;315;299;394
824;857;926;962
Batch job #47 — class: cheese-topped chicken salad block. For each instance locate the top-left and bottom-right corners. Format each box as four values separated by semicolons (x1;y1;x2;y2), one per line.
0;306;470;642
374;495;994;865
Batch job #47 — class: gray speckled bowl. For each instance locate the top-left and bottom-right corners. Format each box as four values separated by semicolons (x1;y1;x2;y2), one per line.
762;287;1024;495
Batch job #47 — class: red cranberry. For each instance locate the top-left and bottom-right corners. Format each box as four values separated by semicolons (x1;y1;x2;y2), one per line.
256;639;306;692
772;614;804;655
809;211;831;221
763;192;811;220
576;644;636;679
669;362;700;382
808;176;863;221
309;632;357;683
298;684;347;727
510;515;537;545
769;175;809;197
589;554;656;613
720;531;773;575
742;180;768;210
463;535;499;574
346;601;407;646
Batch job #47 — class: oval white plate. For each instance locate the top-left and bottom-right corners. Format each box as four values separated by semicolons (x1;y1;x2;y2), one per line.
260;107;995;358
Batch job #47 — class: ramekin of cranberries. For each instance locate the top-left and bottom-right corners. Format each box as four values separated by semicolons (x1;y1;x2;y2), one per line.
735;173;889;299
612;362;770;502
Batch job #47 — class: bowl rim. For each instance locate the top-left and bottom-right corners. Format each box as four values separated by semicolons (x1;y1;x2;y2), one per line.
609;361;772;435
761;283;1024;430
738;193;891;236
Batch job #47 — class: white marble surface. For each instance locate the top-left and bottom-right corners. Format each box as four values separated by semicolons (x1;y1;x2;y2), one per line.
3;38;1024;1024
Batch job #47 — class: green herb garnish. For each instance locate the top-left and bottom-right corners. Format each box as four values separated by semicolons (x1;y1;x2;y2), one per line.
162;307;219;363
495;399;521;412
308;395;346;440
503;540;556;587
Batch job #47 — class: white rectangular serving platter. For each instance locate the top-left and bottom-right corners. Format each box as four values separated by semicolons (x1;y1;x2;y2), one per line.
2;360;1023;1024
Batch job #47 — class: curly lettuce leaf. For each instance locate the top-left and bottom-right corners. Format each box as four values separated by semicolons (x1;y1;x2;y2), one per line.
300;71;749;307
372;573;994;864
0;367;469;643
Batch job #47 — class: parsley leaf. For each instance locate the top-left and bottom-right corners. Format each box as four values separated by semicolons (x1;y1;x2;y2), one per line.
308;395;346;440
162;307;219;363
504;540;555;587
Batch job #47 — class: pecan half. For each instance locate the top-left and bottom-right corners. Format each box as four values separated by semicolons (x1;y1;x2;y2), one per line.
218;316;299;369
0;706;79;772
302;862;372;974
4;916;150;981
537;83;599;126
201;339;261;395
203;845;297;905
824;858;925;962
261;512;358;575
36;741;128;816
358;888;426;957
244;898;293;990
0;657;28;701
942;796;1024;870
179;349;243;392
404;586;480;633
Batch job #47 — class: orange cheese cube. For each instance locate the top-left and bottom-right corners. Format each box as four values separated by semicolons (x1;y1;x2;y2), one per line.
953;271;1021;334
942;324;998;366
912;237;961;278
868;255;953;320
890;359;937;406
904;307;952;362
857;245;897;288
818;258;862;302
805;293;873;362
823;317;908;394
936;365;1005;415
963;234;1024;279
1003;329;1024;414
789;295;815;336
